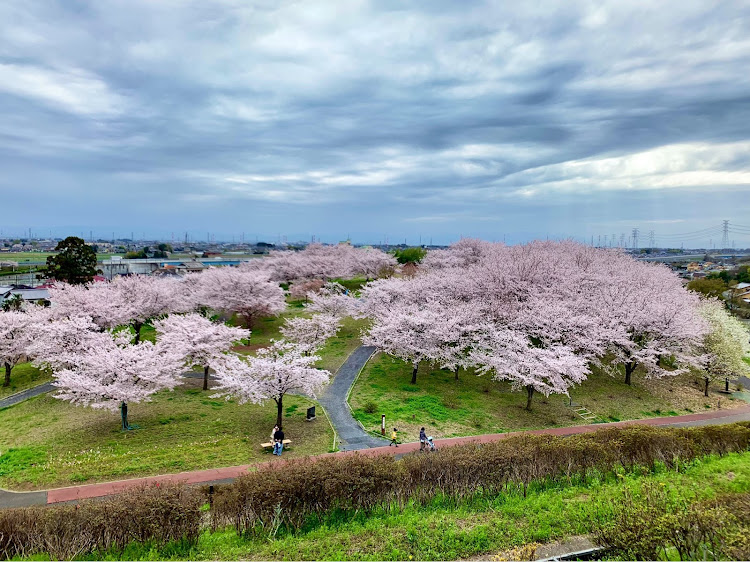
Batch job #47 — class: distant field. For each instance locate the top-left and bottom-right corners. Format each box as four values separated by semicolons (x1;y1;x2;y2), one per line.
0;252;123;263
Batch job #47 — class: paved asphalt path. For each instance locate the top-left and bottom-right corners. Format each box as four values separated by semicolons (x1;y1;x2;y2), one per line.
318;345;389;451
2;345;750;508
0;382;55;409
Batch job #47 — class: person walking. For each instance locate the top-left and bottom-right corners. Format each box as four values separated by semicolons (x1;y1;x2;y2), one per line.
389;427;398;447
419;427;427;451
273;426;285;456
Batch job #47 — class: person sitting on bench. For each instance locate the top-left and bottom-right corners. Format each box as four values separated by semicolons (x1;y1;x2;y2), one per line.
273;426;285;456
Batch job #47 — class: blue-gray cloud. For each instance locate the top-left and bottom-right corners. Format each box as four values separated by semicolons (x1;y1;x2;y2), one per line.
1;1;749;245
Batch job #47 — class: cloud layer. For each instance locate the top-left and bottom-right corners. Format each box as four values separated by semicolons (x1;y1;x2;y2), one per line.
1;1;749;245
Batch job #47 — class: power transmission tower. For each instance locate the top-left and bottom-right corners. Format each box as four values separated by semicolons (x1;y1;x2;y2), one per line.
722;220;730;249
649;230;655;249
611;233;616;248
631;228;639;250
620;233;626;248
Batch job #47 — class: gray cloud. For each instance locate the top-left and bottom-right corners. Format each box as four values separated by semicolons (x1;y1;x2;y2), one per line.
1;1;749;245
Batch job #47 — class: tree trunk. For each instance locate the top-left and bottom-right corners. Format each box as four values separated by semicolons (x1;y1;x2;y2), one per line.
704;377;710;397
133;321;143;344
454;367;459;381
410;363;419;385
624;361;637;385
725;378;730;393
275;395;283;428
3;362;11;387
120;402;129;430
203;365;210;390
525;385;534;411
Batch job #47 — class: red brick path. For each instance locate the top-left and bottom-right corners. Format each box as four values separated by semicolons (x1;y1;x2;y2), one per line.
44;405;750;504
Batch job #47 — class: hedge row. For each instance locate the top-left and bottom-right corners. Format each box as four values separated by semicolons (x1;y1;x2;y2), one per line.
212;423;750;534
2;423;749;559
591;485;750;560
0;483;201;560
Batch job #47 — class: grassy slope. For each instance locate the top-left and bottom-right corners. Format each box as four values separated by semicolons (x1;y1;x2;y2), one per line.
0;301;364;490
90;450;750;561
0;363;50;399
349;354;746;439
0;378;333;490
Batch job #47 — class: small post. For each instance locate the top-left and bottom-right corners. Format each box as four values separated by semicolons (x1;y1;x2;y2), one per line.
208;485;214;509
381;414;385;435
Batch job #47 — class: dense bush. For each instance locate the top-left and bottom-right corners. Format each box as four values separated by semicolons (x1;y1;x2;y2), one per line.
590;484;750;560
212;423;750;536
0;483;201;560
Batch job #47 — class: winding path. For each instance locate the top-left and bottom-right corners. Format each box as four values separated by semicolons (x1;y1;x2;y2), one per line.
3;345;750;509
318;345;389;451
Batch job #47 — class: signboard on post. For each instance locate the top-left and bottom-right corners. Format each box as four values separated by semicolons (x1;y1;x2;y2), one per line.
306;406;316;421
381;414;386;435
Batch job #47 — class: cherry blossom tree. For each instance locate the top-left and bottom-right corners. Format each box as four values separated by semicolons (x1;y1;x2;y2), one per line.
109;275;185;343
362;303;449;384
280;313;340;354
0;310;32;387
698;299;750;396
595;257;707;384
246;243;396;283
289;279;325;302
47;281;125;329
193;267;286;327
26;311;103;371
306;282;359;317
212;341;330;427
153;313;251;390
47;276;185;342
52;331;186;430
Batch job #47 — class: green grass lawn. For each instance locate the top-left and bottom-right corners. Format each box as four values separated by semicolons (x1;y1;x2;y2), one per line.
0;252;123;263
84;447;750;560
0;363;50;399
0;378;333;490
349;354;745;440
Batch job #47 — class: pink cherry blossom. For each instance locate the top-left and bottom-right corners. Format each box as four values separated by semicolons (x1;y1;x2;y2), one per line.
153;313;251;390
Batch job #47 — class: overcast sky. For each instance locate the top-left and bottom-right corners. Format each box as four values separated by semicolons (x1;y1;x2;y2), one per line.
1;1;749;246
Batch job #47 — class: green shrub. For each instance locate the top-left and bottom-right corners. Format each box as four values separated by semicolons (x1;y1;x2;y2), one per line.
363;401;378;414
590;485;750;561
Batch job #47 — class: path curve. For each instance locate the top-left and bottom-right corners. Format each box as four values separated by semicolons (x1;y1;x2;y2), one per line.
1;403;749;508
319;345;389;450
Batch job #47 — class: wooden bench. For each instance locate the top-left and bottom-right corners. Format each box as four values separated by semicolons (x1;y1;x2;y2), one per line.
261;439;291;449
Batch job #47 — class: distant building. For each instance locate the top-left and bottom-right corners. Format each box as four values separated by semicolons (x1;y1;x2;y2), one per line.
0;287;50;306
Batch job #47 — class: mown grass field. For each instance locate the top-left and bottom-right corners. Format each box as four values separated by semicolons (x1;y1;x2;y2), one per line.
0;302;364;491
0;363;50;399
0;252;123;263
0;377;333;490
78;448;750;560
349;353;747;439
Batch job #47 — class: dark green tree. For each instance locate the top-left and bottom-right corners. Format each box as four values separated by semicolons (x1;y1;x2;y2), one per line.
687;277;728;299
393;247;427;264
1;294;24;312
45;236;98;284
737;266;750;284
